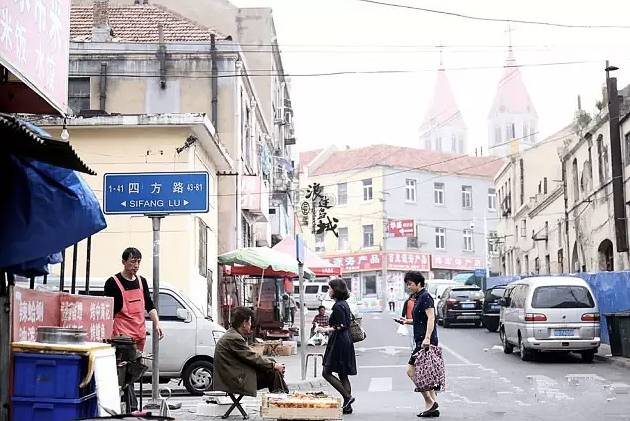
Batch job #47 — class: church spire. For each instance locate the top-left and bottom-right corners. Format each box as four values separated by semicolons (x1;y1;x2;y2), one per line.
419;50;467;154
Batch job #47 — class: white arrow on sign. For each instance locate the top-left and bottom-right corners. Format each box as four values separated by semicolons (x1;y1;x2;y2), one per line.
121;201;127;207
184;200;189;206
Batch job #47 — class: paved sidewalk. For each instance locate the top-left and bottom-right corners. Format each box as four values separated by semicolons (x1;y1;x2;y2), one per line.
594;343;630;369
150;348;332;420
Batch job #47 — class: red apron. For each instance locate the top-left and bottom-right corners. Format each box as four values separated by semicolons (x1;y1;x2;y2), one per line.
112;275;146;352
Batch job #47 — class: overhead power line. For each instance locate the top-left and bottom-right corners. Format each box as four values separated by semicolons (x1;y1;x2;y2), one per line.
355;0;630;29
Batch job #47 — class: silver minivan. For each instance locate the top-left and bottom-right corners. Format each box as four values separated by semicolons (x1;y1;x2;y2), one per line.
499;276;600;362
294;281;330;309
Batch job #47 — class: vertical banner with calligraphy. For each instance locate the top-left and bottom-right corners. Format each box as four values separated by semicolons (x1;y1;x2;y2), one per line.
0;0;71;113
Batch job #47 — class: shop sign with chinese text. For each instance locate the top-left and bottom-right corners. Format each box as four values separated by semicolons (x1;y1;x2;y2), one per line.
388;219;415;237
326;251;431;273
432;255;483;270
386;251;430;271
300;182;340;237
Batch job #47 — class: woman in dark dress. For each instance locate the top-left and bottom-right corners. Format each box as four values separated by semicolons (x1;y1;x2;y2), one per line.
316;278;357;414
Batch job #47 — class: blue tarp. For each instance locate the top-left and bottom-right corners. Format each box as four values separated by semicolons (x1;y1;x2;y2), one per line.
0;154;107;270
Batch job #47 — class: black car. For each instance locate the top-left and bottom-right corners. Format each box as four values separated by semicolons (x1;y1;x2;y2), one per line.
481;285;506;332
436;285;484;328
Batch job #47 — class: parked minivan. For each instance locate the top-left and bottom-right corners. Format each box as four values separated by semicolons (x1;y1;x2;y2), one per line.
499;276;600;362
294;281;330;309
25;278;226;395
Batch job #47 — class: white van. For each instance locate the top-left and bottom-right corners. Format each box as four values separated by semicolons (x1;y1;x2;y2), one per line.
499;276;601;362
294;281;330;309
22;278;226;395
426;279;459;300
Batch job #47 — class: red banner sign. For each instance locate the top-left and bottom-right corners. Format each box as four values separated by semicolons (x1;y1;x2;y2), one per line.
327;251;431;273
386;251;431;271
12;286;114;342
0;0;71;113
432;255;483;270
388;219;415;237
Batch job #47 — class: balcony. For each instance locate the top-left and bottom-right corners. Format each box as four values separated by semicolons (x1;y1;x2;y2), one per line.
241;175;270;222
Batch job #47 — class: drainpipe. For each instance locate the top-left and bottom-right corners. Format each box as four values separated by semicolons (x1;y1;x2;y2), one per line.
211;33;218;132
99;62;107;111
561;158;571;271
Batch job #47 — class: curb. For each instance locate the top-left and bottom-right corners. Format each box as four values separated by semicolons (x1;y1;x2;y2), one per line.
287;377;328;390
594;354;630;369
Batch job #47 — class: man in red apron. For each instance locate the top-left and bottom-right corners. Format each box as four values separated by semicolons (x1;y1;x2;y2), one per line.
104;247;163;352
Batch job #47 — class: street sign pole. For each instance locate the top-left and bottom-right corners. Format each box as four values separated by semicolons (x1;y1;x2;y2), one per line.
150;214;164;406
296;234;306;381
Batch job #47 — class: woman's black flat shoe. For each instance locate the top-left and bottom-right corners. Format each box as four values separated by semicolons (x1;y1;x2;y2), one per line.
417;402;439;417
343;405;353;414
343;396;355;410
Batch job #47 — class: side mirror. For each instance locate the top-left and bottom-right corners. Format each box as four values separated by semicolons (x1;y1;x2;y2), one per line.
499;297;511;307
177;308;191;322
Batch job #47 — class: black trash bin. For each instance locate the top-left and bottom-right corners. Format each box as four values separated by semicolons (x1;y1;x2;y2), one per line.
606;312;630;357
616;312;630;358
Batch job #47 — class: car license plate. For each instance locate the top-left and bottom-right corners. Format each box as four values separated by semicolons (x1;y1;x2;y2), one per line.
554;329;575;337
461;303;475;309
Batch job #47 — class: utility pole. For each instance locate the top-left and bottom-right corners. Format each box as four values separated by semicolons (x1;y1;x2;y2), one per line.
605;62;628;253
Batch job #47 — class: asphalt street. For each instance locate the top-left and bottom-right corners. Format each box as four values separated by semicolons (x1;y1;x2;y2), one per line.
169;311;630;420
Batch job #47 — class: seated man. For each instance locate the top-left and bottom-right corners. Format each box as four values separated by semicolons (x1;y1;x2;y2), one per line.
214;307;289;397
310;305;329;337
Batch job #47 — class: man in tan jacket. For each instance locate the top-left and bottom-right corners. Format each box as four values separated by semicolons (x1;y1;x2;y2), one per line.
213;307;289;397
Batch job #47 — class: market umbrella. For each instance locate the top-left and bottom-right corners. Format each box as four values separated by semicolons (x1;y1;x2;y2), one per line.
272;237;341;276
218;246;315;279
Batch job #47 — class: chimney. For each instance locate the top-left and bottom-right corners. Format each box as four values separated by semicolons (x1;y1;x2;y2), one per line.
92;0;112;42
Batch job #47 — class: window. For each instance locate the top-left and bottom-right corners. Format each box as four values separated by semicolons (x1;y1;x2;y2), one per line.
572;158;580;201
506;123;515;140
543;177;548;194
337;182;348;206
524;255;529;274
558;249;564;274
545;254;551;274
305;285;319;294
521;219;527;237
519;159;525;205
463;229;473;251
315;233;325;252
531;286;594;309
198;218;208;276
435;227;446;249
451;134;457;152
338;227;349;250
362;179;373;201
362;225;374;247
458;135;464;154
68;78;90;112
435;136;442;151
488;188;497;211
597;135;604;184
523;121;529;140
425;138;432;150
157;293;186;321
364;275;377;296
405;179;417;202
434;183;445;205
534;257;540;274
625;133;630;164
461;186;472;209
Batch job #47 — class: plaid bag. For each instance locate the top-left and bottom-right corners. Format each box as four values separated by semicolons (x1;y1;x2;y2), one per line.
413;345;446;392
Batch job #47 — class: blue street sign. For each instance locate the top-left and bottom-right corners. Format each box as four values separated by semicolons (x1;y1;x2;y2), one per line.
103;172;209;214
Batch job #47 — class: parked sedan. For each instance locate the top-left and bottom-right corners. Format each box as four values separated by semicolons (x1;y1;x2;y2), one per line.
481;285;506;332
436;285;484;328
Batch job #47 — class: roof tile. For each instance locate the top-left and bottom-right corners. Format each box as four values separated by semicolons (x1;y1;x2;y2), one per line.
309;145;504;179
70;4;220;43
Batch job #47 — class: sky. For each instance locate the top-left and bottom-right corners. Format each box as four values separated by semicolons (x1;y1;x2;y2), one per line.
232;0;630;156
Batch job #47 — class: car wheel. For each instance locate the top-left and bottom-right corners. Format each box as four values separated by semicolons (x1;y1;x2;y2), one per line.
501;328;513;354
476;321;483;328
443;318;451;328
437;318;443;326
486;322;498;333
581;350;596;363
519;336;534;362
182;360;214;396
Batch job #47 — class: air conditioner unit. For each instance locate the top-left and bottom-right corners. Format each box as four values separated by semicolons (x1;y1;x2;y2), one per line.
407;236;419;248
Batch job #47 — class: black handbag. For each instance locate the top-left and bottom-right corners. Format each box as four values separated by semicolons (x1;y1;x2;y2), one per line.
350;315;366;343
